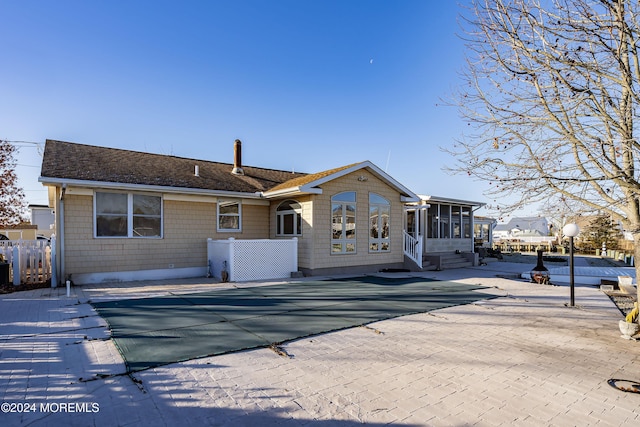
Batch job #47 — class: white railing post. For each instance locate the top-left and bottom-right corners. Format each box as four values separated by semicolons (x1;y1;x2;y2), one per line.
12;245;20;286
228;238;235;282
292;237;298;271
51;235;57;287
26;245;34;285
45;245;52;284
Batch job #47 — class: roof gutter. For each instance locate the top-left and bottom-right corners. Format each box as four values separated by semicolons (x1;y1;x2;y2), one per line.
400;195;420;203
262;185;323;199
419;194;486;207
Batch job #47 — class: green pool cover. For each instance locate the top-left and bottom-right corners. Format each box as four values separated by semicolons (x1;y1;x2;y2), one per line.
92;277;495;372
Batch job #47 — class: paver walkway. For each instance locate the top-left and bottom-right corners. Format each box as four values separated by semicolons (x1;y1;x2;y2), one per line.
1;261;639;426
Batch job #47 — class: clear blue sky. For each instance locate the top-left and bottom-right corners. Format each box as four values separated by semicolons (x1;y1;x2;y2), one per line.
2;0;501;216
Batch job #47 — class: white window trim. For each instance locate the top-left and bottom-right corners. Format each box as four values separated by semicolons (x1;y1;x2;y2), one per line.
369;193;390;252
217;199;242;232
94;191;163;239
331;192;357;255
276;200;302;237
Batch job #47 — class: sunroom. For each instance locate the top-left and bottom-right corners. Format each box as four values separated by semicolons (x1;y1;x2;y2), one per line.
404;195;485;268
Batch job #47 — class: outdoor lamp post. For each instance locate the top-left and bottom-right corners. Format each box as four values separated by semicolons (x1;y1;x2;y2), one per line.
563;223;580;307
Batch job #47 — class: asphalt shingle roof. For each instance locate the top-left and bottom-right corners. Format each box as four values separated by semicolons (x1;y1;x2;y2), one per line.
40;140;308;194
267;163;359;193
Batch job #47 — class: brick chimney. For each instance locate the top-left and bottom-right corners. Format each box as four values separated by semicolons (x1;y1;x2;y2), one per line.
232;139;244;175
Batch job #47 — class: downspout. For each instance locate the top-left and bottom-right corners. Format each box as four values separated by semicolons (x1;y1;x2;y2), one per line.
59;184;66;286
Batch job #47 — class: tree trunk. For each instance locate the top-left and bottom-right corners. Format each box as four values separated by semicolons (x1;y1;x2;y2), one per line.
633;234;640;309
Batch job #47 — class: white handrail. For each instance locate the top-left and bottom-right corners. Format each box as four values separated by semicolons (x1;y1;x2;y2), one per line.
403;231;422;269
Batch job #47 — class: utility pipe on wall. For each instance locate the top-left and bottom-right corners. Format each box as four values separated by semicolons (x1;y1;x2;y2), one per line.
58;184;66;287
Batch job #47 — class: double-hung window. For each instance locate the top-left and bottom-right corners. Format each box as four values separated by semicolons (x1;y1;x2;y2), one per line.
369;193;390;252
95;192;162;238
331;192;356;253
217;200;241;231
427;204;438;238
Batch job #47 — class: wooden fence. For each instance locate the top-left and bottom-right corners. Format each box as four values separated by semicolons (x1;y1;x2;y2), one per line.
0;239;52;285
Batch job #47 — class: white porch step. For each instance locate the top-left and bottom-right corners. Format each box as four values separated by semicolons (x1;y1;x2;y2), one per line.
423;252;474;270
441;260;473;269
420;259;438;271
403;255;437;271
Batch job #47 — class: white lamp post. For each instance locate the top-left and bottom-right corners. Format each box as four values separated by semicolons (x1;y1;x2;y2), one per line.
563;223;580;306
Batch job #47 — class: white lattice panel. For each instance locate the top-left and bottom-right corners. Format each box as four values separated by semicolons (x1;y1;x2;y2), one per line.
207;238;297;282
233;239;297;282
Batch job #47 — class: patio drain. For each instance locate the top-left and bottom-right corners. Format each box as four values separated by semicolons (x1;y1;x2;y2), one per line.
607;378;640;394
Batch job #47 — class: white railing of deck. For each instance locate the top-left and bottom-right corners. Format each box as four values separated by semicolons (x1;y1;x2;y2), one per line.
494;236;556;243
403;231;422;269
0;239;52;285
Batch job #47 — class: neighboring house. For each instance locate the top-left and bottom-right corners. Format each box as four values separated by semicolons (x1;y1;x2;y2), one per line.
0;224;38;240
39;139;484;285
493;217;550;240
28;204;55;238
492;224;511;240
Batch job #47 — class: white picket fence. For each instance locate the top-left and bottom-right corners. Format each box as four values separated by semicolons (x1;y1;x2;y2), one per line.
0;239;52;285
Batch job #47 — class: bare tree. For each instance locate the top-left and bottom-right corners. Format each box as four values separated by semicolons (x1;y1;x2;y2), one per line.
0;140;26;228
447;0;640;302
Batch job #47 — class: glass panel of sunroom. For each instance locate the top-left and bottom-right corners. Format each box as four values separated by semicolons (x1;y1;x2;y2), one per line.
462;207;472;238
440;205;450;238
452;206;461;238
428;204;438;238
